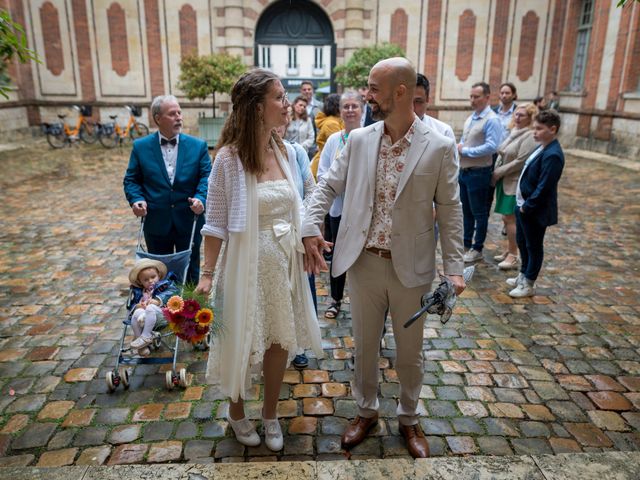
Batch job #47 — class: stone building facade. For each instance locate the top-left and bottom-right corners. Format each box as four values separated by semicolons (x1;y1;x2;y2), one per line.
1;0;639;157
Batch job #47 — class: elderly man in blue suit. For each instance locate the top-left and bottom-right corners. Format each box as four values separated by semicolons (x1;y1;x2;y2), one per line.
123;95;211;283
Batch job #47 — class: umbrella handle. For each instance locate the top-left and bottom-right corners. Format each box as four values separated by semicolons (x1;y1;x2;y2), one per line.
403;305;428;328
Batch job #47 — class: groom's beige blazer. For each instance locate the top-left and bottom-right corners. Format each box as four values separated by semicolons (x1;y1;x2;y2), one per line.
301;118;464;288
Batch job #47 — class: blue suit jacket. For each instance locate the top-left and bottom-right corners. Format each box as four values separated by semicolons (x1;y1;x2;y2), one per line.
519;139;564;227
123;132;211;236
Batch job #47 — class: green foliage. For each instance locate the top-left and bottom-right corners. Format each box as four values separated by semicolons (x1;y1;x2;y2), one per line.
0;9;39;99
177;52;246;118
334;43;406;89
617;0;639;7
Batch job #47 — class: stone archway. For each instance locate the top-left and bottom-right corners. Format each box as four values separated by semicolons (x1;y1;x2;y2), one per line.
255;0;336;92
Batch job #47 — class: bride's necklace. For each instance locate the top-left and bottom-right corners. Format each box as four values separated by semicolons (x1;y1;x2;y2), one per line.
263;142;274;172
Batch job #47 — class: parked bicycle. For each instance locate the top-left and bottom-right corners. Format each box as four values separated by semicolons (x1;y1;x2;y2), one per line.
98;105;150;148
42;105;98;148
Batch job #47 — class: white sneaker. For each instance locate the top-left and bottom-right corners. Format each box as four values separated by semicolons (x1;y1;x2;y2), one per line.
463;249;483;263
263;418;283;451
228;416;260;447
506;273;524;287
509;282;535;298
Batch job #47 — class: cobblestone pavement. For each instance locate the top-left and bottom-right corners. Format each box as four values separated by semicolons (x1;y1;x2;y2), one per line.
0;142;638;467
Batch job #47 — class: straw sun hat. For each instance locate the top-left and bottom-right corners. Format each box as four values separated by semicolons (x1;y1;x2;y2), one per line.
129;259;167;287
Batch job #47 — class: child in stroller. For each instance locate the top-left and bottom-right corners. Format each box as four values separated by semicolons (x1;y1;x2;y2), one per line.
128;259;178;355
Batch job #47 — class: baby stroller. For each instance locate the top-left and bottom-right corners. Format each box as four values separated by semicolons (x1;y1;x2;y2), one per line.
106;215;200;392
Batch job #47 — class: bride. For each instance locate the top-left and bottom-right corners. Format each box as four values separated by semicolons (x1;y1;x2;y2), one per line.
195;69;323;452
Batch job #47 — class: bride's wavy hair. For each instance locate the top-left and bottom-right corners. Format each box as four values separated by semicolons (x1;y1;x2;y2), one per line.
217;68;286;175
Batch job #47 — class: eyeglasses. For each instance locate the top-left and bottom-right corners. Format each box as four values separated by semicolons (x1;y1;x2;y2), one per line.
341;104;361;111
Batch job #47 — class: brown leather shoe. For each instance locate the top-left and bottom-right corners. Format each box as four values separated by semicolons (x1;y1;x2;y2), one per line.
341;415;378;449
400;423;430;458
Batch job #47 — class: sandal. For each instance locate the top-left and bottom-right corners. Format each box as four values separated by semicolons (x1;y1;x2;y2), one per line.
498;253;520;270
324;301;341;319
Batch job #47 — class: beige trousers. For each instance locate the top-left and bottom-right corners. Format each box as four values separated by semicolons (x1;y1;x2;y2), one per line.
348;249;429;426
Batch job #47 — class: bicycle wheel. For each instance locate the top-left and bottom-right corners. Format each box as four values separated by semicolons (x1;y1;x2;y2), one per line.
46;130;67;149
98;129;119;149
130;122;150;140
79;122;98;144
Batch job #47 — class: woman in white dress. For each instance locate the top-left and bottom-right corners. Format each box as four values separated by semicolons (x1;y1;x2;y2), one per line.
195;69;323;451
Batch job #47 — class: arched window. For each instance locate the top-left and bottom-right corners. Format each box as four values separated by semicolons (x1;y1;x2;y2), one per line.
255;0;335;91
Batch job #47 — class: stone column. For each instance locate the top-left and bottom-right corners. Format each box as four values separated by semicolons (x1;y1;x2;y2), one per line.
221;0;246;57
343;0;366;61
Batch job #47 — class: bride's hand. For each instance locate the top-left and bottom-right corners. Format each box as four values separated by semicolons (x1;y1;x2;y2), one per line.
195;275;213;295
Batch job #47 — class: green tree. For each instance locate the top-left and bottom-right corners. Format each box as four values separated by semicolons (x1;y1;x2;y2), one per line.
334;42;406;88
0;9;39;99
177;52;246;118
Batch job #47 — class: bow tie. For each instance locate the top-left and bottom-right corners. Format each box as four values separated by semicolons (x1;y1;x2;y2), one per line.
161;137;177;146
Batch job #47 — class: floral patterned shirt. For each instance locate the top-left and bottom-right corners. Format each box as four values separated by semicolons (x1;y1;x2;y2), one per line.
365;118;418;250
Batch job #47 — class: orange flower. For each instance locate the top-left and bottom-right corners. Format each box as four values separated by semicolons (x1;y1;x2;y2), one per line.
196;308;213;326
166;295;184;314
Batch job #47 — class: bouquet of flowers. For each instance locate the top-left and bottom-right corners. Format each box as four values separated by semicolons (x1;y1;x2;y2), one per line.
162;286;217;344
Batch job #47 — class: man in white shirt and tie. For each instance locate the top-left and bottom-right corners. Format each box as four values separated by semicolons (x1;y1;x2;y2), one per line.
124;95;211;283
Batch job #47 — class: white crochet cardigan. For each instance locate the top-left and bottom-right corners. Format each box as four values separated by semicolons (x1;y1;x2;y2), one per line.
201;146;248;240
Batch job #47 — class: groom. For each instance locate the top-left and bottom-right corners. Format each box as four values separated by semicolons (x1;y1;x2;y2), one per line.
301;58;465;458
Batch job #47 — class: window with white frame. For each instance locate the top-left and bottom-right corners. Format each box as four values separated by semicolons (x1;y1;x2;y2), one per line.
570;0;594;92
260;46;271;69
314;47;323;70
288;47;297;69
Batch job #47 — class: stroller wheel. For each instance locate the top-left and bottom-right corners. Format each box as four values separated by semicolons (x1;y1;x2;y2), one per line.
119;367;130;389
106;371;119;392
178;368;188;388
165;370;175;390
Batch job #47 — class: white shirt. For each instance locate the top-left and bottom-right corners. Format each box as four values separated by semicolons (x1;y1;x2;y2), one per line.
159;134;180;184
317;131;346;217
496;103;516;137
516;146;544;207
420;114;458;162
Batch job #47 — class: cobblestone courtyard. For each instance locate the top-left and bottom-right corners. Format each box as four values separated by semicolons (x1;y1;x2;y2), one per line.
0;141;638;467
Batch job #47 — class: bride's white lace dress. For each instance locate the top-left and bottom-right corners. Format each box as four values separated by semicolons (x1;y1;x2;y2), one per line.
249;179;313;365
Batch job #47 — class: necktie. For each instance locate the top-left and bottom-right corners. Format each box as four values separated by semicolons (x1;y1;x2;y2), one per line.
161;137;177;146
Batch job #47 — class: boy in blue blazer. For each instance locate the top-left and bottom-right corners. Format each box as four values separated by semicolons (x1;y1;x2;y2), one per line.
123;95;211;283
508;110;564;298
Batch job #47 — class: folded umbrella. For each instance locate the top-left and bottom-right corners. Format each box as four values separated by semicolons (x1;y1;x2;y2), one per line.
404;266;475;328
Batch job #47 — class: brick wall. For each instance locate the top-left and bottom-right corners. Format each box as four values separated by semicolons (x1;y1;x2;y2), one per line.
107;3;130;76
390;9;408;53
179;4;199;59
144;0;164;97
516;11;539;82
40;2;64;76
489;0;509;103
71;0;96;107
455;9;475;82
424;0;442;115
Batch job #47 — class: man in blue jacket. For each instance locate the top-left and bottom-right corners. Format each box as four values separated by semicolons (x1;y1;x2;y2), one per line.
123;95;211;283
507;109;564;298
